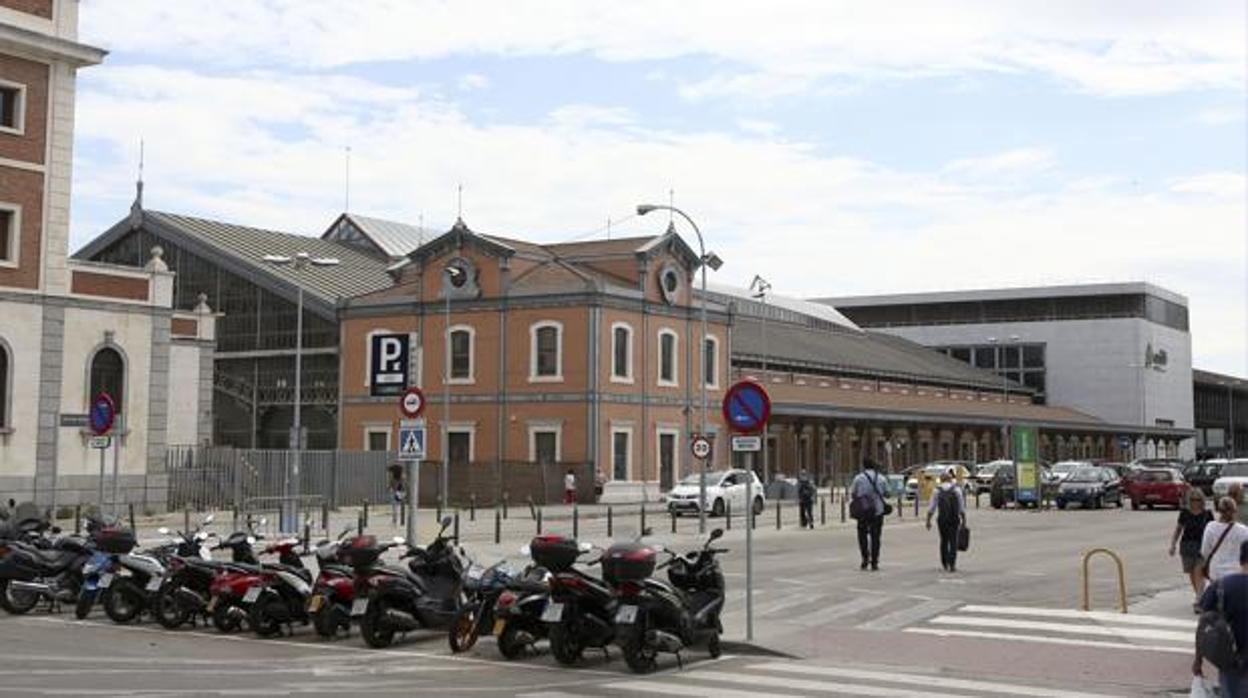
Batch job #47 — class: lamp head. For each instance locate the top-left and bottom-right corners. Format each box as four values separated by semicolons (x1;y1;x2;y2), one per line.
636;204;658;216
703;252;724;272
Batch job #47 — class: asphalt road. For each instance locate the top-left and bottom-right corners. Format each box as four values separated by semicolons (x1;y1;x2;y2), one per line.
0;501;1205;697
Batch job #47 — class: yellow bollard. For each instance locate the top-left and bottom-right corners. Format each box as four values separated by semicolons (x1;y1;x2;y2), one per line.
1081;548;1128;613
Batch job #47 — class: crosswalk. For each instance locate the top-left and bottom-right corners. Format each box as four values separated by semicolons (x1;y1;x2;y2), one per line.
579;659;1135;697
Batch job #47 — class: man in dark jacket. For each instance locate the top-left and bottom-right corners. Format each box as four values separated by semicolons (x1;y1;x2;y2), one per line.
1196;539;1248;697
850;459;888;570
925;471;966;572
797;469;816;529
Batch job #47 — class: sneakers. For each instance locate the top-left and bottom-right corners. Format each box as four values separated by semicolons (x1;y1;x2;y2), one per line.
860;560;869;570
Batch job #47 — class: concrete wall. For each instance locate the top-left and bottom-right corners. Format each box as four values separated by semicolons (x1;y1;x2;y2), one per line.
0;298;42;475
167;341;200;447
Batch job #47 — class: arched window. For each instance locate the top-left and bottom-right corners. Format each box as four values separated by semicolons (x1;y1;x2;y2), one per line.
448;325;474;383
610;322;633;382
530;321;563;381
89;346;125;414
0;339;9;428
657;328;678;386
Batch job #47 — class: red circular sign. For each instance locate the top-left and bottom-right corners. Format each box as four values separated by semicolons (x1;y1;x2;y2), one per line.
721;380;771;433
89;392;117;436
399;386;425;419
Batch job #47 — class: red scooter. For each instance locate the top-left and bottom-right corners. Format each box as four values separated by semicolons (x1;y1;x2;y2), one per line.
307;528;358;638
205;532;303;633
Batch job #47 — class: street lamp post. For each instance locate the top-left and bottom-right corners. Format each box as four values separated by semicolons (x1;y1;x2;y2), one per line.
443;265;463;511
1220;381;1235;458
263;253;339;533
745;274;770;644
637;204;721;535
987;335;1020;462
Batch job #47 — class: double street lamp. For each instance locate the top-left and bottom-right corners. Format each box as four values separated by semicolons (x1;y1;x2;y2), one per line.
637;204;721;534
987;334;1020;461
263;252;339;533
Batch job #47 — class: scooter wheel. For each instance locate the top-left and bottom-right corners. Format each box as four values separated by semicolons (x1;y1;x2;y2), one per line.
249;594;285;638
0;579;40;615
103;580;143;624
75;591;95;620
212;600;241;633
359;596;395;649
497;624;528;660
548;623;583;666
311;606;340;639
448;603;482;653
707;631;722;659
153;589;190;629
622;634;658;674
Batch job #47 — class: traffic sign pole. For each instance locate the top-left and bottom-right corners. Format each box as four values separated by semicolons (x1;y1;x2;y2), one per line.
722;379;771;646
397;387;427;545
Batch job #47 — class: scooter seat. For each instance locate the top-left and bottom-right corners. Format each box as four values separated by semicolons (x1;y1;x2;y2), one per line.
266;563;312;582
30;548;78;571
507;579;548;595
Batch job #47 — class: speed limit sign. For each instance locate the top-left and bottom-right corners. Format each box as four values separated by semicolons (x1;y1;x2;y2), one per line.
691;435;712;460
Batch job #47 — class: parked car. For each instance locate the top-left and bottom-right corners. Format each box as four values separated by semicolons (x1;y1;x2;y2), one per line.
1184;460;1224;496
666;469;765;517
1211;459;1248;500
905;462;973;500
1125;468;1188;510
1047;461;1092;485
884;474;907;499
973;461;1013;495
1056;466;1124;509
988;465;1053;508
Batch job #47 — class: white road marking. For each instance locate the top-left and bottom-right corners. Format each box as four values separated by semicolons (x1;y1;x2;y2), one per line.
904;627;1191;654
660;670;976;697
927;614;1192;643
603;680;798;697
856;598;962;631
957;604;1196;629
750;592;828;617
789;594;896;627
753;661;1128;698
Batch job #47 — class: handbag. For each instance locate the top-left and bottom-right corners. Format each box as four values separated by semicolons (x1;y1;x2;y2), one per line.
1201;523;1234;579
868;473;894;517
957;525;971;551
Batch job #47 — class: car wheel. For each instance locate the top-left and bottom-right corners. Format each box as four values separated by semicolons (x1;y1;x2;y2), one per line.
752;497;765;516
1146;504;1154;510
711;498;725;518
1056;501;1066;510
1131;500;1139;511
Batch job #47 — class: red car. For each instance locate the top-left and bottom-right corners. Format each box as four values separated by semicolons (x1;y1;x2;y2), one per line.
1125;468;1188;510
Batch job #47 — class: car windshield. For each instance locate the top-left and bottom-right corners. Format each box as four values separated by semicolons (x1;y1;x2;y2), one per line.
1222;463;1248;478
1051;463;1081;473
680;471;729;485
1138;470;1173;482
1068;468;1103;483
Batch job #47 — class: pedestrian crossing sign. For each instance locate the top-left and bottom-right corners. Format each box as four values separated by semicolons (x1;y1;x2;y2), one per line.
398;420;426;461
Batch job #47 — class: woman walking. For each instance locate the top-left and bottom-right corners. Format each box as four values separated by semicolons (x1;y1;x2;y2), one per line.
1201;497;1248;584
1169;489;1212;609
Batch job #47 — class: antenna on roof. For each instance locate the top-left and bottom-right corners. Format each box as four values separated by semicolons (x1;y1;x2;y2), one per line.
457;183;463;220
606;216;612;241
668;188;674;224
135;138;145;209
344;146;351;213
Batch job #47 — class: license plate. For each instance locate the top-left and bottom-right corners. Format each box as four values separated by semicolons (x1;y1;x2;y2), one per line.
145;577;163;593
351;597;369;617
307;595;324;613
206;595;219;614
467;567;483;581
615;604;638;624
1145;494;1160;500
491;619;506;636
242;586;261;604
540;602;564;623
98;573;114;589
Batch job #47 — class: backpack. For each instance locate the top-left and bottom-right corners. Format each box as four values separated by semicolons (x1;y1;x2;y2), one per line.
1196;581;1242;673
936;487;960;525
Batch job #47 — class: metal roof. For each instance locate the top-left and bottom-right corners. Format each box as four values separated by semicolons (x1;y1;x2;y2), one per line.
340;213;429;258
818;281;1188;309
704;283;861;332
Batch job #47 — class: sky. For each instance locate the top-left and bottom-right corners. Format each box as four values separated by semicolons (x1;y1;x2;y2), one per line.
70;1;1246;375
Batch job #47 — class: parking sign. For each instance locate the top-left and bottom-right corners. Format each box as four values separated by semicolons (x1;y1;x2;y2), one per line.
370;334;409;396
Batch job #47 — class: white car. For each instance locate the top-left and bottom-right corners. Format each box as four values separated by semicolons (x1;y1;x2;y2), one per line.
666;469;765;517
1047;461;1091;485
1211;459;1248;499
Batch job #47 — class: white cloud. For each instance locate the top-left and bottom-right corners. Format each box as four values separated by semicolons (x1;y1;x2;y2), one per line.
80;0;1246;98
1196;104;1245;125
458;73;490;91
69;64;1247;375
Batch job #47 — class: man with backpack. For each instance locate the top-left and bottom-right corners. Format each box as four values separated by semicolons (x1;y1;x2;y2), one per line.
1194;539;1248;697
797;468;817;529
850;458;890;571
925;470;967;572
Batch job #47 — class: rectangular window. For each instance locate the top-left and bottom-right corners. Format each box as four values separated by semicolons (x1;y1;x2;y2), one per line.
612;326;630;380
450;330;471;380
0;209;11;263
448;430;472;467
1022;344;1045;368
1002;346;1021;369
658;431;676;489
533;431;557;465
0;85;21;131
659;332;676;384
535;326;559;377
703;338;717;388
612;430;630;480
366;429;390;451
949;347;971;364
973;346;996;369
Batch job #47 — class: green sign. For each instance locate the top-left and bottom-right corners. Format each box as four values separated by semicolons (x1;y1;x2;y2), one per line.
1014;426;1039;504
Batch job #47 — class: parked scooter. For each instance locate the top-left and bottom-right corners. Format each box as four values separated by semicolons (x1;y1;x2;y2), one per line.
611;529;728;673
449;554;550;658
0;513;122;616
205;525;300;633
355;516;465;648
148;515;222;629
534;534;619;666
245;537;314;637
306;527;358;638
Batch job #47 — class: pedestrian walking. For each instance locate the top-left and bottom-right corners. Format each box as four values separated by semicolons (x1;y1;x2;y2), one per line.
388;463;405;525
1202;497;1248;584
797;468;816;529
563;469;577;505
1192;539;1248;698
1171;488;1213;609
850;458;891;571
926;470;966;572
1230;483;1248;527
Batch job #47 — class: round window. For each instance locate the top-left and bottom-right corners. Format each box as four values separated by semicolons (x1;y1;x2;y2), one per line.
447;264;468;288
662;269;679;294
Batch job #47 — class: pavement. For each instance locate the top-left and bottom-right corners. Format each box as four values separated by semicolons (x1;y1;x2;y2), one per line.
2;498;1214;696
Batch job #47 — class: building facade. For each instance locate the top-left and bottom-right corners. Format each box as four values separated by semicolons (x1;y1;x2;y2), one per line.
339;221;731;500
821;283;1196;459
1194;369;1247;460
0;0;215;508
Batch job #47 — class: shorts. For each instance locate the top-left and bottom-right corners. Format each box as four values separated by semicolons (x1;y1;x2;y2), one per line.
1180;546;1203;574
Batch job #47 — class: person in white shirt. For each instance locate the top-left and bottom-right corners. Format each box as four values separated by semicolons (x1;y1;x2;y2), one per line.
563;469;577;505
1201;497;1248;583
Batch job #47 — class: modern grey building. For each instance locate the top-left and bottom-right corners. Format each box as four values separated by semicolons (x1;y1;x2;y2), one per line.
818;283;1195;459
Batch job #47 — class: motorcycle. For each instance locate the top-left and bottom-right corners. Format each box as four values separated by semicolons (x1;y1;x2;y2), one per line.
0;513;120;616
355;516;465;649
449;553;550;659
205;527;293;633
611;528;728;673
534;534;619;666
245;537;314;637
307;527;359;638
148;516;222;629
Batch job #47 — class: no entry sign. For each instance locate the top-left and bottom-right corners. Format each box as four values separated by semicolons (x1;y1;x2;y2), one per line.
399;386;426;419
89;392;116;436
722;380;771;433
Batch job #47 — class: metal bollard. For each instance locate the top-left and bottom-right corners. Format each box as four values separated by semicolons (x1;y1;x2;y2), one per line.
502;492;509;520
670;509;677;534
232;507;239;531
128;503;136;532
536;507;543;535
362;501;370;529
775;499;782;530
573;506;580;539
357;511;364;536
470;494;476;522
726;500;732;531
527;497;536;521
322;501;329;531
607;506;614;538
840;496;847;523
820;496;826;526
400;502;406;527
640;505;646;534
74;504;81;535
436;502;442;523
454;512;460;541
303;521;311;554
184;509;191;536
494;509;501;545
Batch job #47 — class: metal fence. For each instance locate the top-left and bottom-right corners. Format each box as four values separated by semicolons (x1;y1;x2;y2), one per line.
165;446;595;512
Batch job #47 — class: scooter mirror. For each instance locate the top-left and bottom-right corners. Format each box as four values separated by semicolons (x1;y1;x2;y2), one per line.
709;528;724;541
203;514;215;525
246;536;256;546
157;527;170;535
392;536;406;545
440;515;453;529
258;518;267;526
578;542;592;553
519;544;532;556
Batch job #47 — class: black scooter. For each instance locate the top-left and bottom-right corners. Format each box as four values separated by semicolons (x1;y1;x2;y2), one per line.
535;534;619;666
356;516;465;648
0;513;118;615
613;529;728;673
